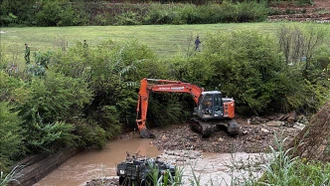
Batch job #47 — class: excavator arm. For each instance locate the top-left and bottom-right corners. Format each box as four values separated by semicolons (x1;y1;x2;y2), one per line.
136;78;204;138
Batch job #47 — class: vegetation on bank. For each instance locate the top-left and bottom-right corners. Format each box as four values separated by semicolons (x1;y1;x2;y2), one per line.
2;0;269;27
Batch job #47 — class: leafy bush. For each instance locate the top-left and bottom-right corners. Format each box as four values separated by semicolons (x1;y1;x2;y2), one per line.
0;0;35;26
34;0;82;26
144;4;177;25
115;11;143;25
236;1;268;22
75;122;107;149
28;121;78;153
197;31;285;114
1;1;269;26
0;71;29;104
176;4;200;24
251;136;330;186
18;71;92;153
276;23;329;113
0;102;24;170
216;2;239;23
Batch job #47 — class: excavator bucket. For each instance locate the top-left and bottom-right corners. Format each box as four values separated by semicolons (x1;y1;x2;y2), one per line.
140;128;156;138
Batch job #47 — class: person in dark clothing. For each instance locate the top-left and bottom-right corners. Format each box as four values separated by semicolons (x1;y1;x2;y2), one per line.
83;40;88;48
194;36;201;51
25;43;30;64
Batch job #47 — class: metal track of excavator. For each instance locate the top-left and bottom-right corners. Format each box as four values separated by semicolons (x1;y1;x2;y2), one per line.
189;118;239;138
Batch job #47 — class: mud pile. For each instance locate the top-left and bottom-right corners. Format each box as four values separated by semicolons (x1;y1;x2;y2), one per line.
85;178;118;186
290;102;330;162
150;115;305;153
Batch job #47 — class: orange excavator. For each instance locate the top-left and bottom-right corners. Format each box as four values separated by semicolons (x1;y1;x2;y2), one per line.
136;78;240;138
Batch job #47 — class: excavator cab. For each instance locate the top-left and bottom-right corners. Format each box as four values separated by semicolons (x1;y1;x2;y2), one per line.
190;91;239;138
195;91;224;120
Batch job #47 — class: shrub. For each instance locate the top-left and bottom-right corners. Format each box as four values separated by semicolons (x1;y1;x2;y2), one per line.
19;71;92;153
176;4;200;24
28;121;78;153
199;31;288;115
34;0;82;26
1;1;269;26
0;102;24;170
0;0;35;26
253;136;330;186
115;11;143;25
75;122;107;149
144;4;177;25
236;1;268;22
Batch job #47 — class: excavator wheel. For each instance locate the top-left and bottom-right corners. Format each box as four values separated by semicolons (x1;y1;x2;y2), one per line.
189;118;216;138
140;128;156;138
189;118;240;138
227;119;239;136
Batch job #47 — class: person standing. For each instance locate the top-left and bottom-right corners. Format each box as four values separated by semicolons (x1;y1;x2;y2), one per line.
24;43;30;64
83;40;88;48
194;36;201;52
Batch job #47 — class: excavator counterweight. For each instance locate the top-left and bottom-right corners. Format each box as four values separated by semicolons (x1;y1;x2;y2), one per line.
136;78;239;138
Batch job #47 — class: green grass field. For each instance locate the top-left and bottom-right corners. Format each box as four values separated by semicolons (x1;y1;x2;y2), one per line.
1;22;284;60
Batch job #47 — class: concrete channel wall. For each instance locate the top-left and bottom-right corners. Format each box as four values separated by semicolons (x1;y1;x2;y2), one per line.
8;148;79;186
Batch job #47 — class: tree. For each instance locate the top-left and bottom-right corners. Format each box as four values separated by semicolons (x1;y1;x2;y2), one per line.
277;24;329;78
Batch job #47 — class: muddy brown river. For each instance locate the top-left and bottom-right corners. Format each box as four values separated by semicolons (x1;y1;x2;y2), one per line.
33;133;270;186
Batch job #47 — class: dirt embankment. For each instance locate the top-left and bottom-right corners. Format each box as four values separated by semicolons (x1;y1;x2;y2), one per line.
268;0;330;22
289;101;330;162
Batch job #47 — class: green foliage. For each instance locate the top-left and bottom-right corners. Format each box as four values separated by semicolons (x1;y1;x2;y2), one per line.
144;4;178;25
115;11;142;26
198;31;285;114
18;71;92;153
28;121;78;153
0;0;35;26
148;95;188;127
236;1;268;22
0;165;24;186
1;1;269;27
0;71;29;104
144;2;268;25
147;161;183;186
34;0;81;26
253;136;330;186
51;39;159;137
276;23;330;113
176;4;200;24
0;102;24;170
75;122;107;149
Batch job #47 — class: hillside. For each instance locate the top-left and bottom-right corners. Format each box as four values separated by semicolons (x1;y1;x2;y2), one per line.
268;0;330;22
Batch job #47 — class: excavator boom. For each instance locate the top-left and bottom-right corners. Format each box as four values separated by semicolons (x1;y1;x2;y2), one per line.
136;78;203;138
136;78;239;138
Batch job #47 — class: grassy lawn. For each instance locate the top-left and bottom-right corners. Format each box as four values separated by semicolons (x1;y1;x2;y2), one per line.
1;22;284;61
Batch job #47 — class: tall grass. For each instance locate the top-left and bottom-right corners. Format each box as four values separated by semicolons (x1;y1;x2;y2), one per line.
249;135;330;186
147;161;184;186
0;165;24;186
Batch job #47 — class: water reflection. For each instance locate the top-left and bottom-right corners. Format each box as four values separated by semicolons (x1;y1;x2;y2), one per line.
34;134;159;186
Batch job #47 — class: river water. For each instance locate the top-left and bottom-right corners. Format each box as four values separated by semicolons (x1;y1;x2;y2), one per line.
34;133;270;186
